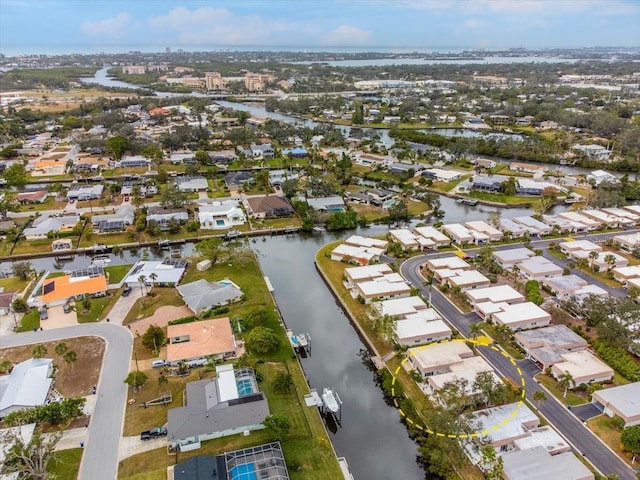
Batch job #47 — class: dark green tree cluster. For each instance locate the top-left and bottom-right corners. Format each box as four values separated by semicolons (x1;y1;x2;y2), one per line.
4;397;86;426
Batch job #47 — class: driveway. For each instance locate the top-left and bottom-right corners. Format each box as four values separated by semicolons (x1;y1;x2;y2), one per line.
571;403;604;422
0;313;21;336
108;286;143;326
130;305;192;335
118;435;167;461
43;304;78;329
0;323;133;480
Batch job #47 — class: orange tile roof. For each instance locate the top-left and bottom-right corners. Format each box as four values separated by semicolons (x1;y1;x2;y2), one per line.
42;274;108;304
167;317;236;362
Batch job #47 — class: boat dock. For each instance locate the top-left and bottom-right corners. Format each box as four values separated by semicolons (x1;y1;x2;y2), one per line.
287;329;311;355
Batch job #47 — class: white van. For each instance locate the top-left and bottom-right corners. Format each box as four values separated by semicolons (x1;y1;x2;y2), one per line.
152;360;169;368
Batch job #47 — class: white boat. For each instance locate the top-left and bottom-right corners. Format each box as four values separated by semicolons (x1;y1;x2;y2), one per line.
91;255;111;266
312;226;326;232
322;388;341;413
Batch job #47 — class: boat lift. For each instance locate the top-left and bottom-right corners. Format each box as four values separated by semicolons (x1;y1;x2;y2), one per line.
287;329;311;356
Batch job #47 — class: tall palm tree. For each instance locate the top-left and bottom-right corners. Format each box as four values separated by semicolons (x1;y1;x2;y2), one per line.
558;371;574;399
149;272;158;293
588;250;600;270
138;275;148;297
604;254;617;271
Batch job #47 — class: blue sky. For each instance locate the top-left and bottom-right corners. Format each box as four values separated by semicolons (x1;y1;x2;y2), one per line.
1;0;639;55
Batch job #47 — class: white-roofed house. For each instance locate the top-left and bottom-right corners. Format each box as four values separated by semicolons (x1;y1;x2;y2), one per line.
375;297;451;345
491;302;552;331
517;256;564;281
344;264;392;288
0;358;54;418
198;201;246;229
176;176;208;192
502;447;594;480
614;232;640;252
464;220;503;242
492;248;535;269
581;209;626;228
515;325;588;370
612;265;640;286
353;273;411;304
558;240;602;259
512;216;552;236
441;223;474;245
330;243;383;265
124;259;188;287
446;269;491;291
466;285;524;307
23;214;80;240
591;382;640;427
557;211;600;231
343;235;389;250
601;207;639;226
497;218;529;238
551;350;613;387
542;275;608;301
413;226;451;248
388;229;421;250
177;279;243;314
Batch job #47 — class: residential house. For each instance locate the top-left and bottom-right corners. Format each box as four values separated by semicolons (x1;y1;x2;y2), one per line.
464;220;503;242
558;239;602;259
408;342;501;399
124;259;187;288
16;190;47;204
167;365;269;450
586;169;618;186
198;201;246;230
269;170;299;188
23;214;79;240
446;269;491;291
441;223;474;244
224;171;254;188
591;382;640;427
0;358;54;418
471;174;503;193
614;232;640;252
147;207;189;230
167;318;238;363
497;218;529;238
173;443;290;480
512;216;553;236
176;176;208;192
376;297;451;346
119;156;150;168
177;279;243;314
517;256;564;280
502;447;594;480
510;162;547;175
492;248;535;269
515;325;588;371
305;196;346;213
601;207;639;226
66;184;104;201
343;264;393;288
612;265;640;286
244;196;294;219
581;209;625;228
31;160;66;176
490;302;552;331
424;256;472;282
542;275;608;301
517;178;567;196
573;145;611;161
466;285;524;307
551;350;614;387
421;168;463;182
541;214;585;233
557;212;600;231
0;292;15;316
40;266;108;307
413;226;451;248
91;205;135;233
330;243;384;265
249;143;275;159
352;273;411;304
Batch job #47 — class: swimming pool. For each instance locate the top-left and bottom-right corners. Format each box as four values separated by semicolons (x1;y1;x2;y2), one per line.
230;462;257;480
236;378;255;396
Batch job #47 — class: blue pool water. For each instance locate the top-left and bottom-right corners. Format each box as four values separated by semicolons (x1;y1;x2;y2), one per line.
236;378;255;396
230;462;257;480
219;280;232;286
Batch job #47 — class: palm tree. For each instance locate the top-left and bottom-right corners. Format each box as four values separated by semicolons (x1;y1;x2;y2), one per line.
470;322;483;341
533;390;547;409
558;371;574;399
149;272;158;293
422;272;435;306
32;344;47;359
138;274;147;296
63;350;78;370
588;250;599;270
604;253;617;271
54;342;67;357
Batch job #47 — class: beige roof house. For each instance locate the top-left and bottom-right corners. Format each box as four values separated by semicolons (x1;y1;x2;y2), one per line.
502;447;594;480
614;232;640;251
491;302;552;331
551;351;614;387
167;317;238;363
515;325;588;370
465;285;524;306
591;382;640;427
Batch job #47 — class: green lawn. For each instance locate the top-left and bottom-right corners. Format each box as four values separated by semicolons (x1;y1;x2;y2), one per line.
535;373;587;406
13;237;68;255
122;287;185;325
0;276;30;293
49;448;83;479
587;415;636;466
18;196;67;213
104;264;133;284
17;309;40;332
468;191;535;205
76;294;118;323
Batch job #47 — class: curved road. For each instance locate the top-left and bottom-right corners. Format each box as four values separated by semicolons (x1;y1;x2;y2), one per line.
0;323;132;480
401;255;637;480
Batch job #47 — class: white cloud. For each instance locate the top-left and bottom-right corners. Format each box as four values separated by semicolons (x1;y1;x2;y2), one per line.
321;25;373;46
396;0;639;15
81;12;131;39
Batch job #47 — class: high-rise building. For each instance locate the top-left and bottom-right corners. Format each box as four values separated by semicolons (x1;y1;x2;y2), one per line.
205;72;225;91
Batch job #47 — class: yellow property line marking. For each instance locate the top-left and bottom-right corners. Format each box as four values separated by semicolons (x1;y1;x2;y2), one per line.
391;338;527;439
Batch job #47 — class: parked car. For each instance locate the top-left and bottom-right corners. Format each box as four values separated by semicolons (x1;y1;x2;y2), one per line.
63;304;71;314
140;427;167;441
39;309;48;320
152;360;169;368
122;285;132;297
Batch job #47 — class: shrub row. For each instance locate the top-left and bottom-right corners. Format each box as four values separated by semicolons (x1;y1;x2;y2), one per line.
594;341;640;382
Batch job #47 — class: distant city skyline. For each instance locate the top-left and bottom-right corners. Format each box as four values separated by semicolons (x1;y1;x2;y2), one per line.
1;0;639;56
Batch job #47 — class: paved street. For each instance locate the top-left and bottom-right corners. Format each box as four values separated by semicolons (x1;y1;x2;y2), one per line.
0;323;133;480
401;254;638;480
